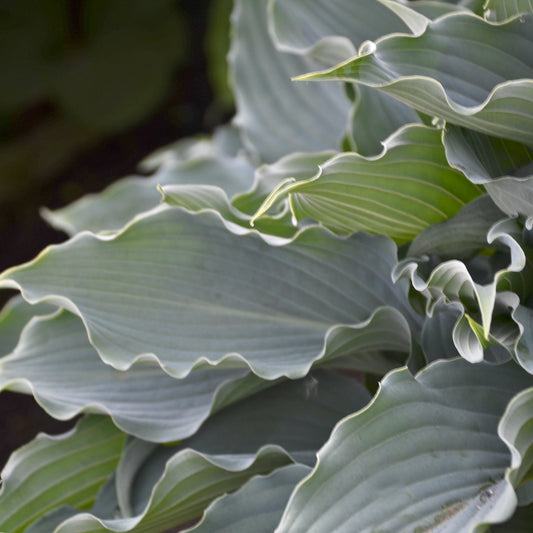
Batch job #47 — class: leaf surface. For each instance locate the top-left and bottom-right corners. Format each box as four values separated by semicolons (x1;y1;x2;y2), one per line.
348;86;421;156
269;0;409;54
0;207;417;379
299;13;533;145
0;416;125;533
253;125;481;242
187;464;311;533
0;310;262;442
0;295;56;356
277;358;533;533
43;146;254;236
42;370;371;532
484;0;533;21
229;0;350;162
408;195;506;260
443;125;533;217
396;218;525;360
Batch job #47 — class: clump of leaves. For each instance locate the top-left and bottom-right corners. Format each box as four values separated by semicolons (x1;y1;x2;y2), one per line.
2;0;533;531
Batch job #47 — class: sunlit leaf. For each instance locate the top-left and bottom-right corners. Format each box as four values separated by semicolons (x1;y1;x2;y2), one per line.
253;125;481;242
484;0;533;21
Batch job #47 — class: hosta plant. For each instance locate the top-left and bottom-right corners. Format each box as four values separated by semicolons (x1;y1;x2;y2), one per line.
2;0;533;531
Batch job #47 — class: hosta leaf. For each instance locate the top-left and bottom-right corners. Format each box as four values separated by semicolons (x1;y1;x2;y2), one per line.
49;370;368;533
453;310;515;365
498;387;533;498
0;416;125;533
443;125;533;217
25;506;82;533
0;309;262;442
179;369;372;467
0;207;417;380
252;125;481;242
160;184;297;238
105;370;370;531
42;149;254;236
486;177;533;219
408;195;506;260
232;150;335;216
232;150;336;216
511;305;533;373
269;0;409;54
53;446;292;533
406;0;480;19
348;86;420;156
484;0;533;21
139;125;246;171
229;0;350;163
316;306;412;375
187;464;311;533
491;503;533;532
421;298;463;363
396;218;525;360
298;13;533;145
277;358;533;533
0;294;55;356
26;472;121;532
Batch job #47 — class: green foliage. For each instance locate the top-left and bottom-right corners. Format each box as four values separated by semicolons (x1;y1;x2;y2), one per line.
2;0;533;531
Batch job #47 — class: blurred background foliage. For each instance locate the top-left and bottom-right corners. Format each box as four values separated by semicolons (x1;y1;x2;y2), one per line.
0;0;233;468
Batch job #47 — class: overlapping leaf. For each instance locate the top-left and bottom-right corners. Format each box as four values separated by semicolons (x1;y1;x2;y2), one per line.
269;0;409;54
491;503;533;532
268;0;421;156
511;305;533;373
229;0;350;163
0;309;263;442
484;0;533;21
396;217;526;362
298;12;533;145
252;125;481;242
0;207;417;380
43;134;254;236
498;386;533;503
277;358;533;533
27;371;371;532
44;446;293;533
408;194;506;259
0;416;125;533
160;184;297;238
443;125;533;218
348;86;420;156
0;294;55;356
187;465;311;533
232;151;335;216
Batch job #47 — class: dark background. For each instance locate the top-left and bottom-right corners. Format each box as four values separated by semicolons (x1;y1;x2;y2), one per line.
0;0;232;470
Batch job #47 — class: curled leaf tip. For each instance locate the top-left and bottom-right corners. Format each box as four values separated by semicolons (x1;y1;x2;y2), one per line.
358;40;376;57
250;177;297;226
